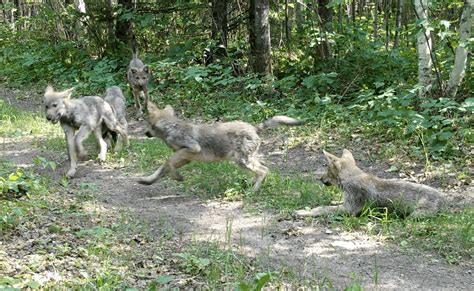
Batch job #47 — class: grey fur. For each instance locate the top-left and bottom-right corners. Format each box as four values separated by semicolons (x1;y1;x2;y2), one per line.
126;53;150;115
43;85;129;178
295;149;445;218
103;86;129;151
138;102;304;191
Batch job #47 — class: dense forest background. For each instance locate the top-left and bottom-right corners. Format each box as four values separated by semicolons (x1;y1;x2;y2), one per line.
0;0;472;160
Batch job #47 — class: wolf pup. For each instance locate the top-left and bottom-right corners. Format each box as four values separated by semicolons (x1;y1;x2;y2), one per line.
138;101;304;191
103;86;128;151
295;149;445;218
43;86;129;178
126;52;150;115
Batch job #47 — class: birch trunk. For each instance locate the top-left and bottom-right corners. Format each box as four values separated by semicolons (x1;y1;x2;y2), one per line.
446;0;473;98
414;0;434;97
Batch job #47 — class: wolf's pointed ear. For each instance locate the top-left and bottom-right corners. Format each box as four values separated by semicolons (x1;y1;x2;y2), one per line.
164;105;175;116
63;87;74;99
323;150;339;163
342;149;355;164
147;100;159;113
323;150;342;170
45;85;54;95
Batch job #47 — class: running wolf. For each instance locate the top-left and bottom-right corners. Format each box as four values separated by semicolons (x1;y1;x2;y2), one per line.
126;52;150;115
43;86;129;178
295;149;445;218
103;86;128;151
138;101;304;191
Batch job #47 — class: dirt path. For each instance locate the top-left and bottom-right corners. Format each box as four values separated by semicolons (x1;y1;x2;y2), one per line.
1;87;473;289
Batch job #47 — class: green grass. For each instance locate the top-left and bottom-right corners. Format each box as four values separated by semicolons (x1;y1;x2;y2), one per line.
0;99;62;138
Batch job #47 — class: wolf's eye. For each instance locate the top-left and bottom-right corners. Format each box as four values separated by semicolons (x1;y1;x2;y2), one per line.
45;105;49;109
136;77;140;80
52;103;57;108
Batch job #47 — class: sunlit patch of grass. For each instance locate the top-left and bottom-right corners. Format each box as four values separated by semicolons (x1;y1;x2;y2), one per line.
393;208;474;264
0;100;61;138
117;139;173;172
322;204;474;265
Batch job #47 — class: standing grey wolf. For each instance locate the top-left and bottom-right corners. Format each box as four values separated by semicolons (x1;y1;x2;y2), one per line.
138;101;304;191
43;86;129;178
126;52;150;115
295;149;445;218
103;86;128;151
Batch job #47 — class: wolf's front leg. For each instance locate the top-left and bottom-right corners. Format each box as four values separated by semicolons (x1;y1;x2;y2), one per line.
74;125;92;160
294;205;345;217
142;87;149;113
63;126;77;178
94;127;108;162
132;88;142;115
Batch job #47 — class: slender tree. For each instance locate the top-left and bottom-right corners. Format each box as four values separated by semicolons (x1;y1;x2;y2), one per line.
116;0;133;46
248;0;272;74
446;0;473;98
393;0;403;49
211;0;228;48
414;0;434;97
295;0;304;34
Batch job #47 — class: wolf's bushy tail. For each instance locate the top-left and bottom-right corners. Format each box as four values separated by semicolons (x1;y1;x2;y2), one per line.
257;116;304;131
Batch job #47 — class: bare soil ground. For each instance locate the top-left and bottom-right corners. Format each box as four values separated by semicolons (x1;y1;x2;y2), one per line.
1;86;473;289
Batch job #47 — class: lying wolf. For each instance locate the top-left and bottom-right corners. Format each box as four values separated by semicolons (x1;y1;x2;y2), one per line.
43;86;129;178
138;101;304;191
126;52;150;115
103;86;128;151
295;149;446;218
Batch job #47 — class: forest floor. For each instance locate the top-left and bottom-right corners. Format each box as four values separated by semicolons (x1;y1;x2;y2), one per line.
1;86;473;289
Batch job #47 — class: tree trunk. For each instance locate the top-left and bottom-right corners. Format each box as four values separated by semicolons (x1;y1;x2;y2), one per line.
393;0;403;49
211;0;228;48
74;0;86;13
414;0;434;97
446;0;473;98
249;0;272;74
373;0;379;41
295;0;304;34
285;0;291;49
384;0;391;50
351;0;356;23
105;0;116;50
116;0;133;46
316;0;333;60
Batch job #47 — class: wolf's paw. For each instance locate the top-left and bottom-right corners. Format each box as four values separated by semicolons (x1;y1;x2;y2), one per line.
66;169;76;179
294;207;324;218
78;151;88;160
97;154;106;164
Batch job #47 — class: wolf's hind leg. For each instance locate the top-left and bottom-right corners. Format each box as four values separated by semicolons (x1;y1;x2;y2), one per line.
63;126;77;178
103;116;129;150
166;150;191;181
237;157;268;191
94;127;108;162
75;125;92;160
